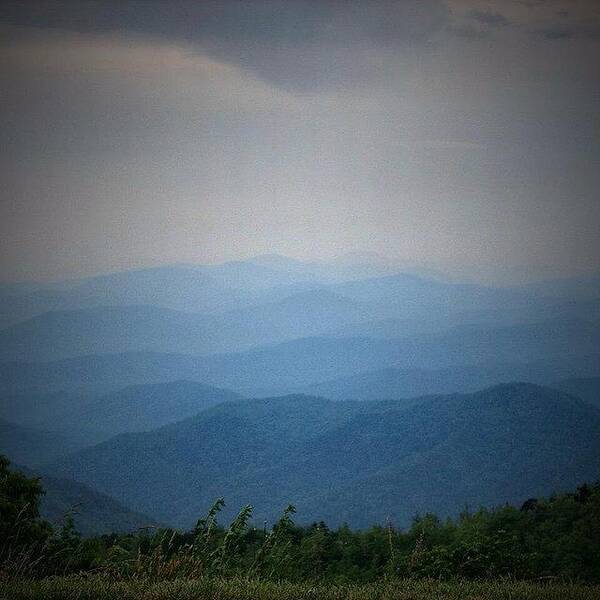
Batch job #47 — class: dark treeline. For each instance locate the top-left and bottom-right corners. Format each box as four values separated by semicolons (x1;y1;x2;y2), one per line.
1;456;599;583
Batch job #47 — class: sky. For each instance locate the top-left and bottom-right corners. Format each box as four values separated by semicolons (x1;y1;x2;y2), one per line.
1;0;599;283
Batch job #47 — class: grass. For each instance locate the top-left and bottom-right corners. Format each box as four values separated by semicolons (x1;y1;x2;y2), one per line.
1;577;599;600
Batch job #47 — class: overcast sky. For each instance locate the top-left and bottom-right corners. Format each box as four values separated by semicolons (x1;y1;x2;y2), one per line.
1;0;599;283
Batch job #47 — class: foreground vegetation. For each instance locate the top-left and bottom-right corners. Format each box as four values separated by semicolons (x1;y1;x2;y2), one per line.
2;455;600;598
2;576;600;600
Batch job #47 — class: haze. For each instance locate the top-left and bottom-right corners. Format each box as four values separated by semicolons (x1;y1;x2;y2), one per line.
1;0;599;284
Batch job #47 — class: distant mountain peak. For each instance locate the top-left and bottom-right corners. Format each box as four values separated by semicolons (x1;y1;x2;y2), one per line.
249;253;307;267
328;251;395;266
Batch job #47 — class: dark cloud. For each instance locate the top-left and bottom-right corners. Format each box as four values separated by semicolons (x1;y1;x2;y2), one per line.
467;10;511;28
446;24;492;40
542;26;577;39
0;0;450;90
538;23;600;40
0;1;448;44
512;0;549;7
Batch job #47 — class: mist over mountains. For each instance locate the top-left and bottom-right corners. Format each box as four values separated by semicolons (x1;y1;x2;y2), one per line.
1;254;599;533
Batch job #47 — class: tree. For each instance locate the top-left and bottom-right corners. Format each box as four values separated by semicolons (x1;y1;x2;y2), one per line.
0;455;51;564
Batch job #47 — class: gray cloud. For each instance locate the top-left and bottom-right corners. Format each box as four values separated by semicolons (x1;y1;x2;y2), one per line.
449;0;600;42
0;0;450;91
467;10;511;28
1;1;600;283
0;1;450;44
538;23;600;40
447;24;492;40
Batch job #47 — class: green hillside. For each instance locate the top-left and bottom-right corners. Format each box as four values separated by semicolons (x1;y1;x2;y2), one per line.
49;383;600;529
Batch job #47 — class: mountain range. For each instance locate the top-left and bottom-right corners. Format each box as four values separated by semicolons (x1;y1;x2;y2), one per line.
553;376;600;409
46;383;600;529
0;381;243;441
15;464;157;536
0;418;84;467
1;319;597;398
1;254;599;533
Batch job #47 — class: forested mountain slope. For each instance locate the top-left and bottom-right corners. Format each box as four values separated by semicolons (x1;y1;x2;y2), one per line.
49;383;600;529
